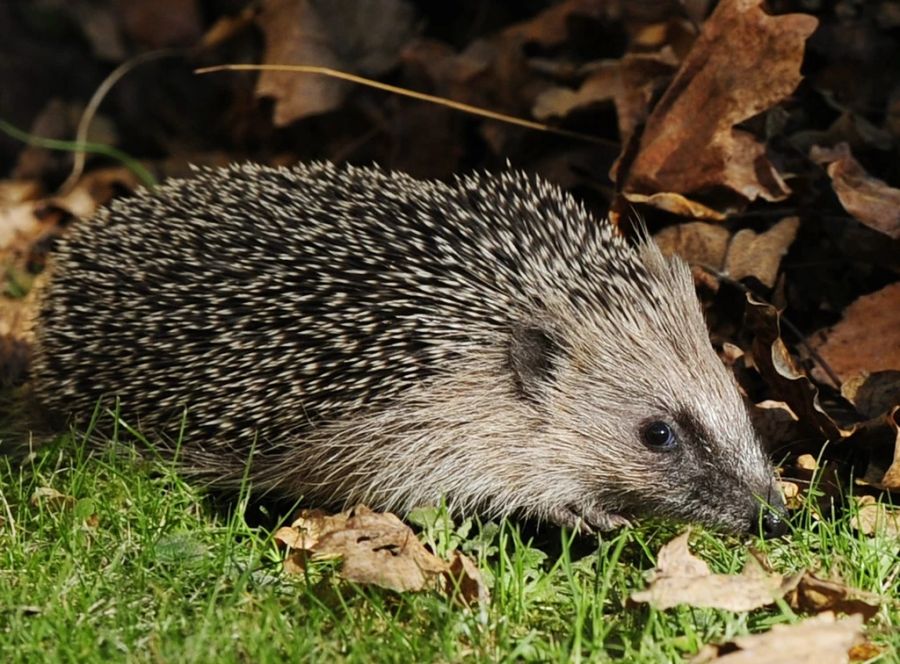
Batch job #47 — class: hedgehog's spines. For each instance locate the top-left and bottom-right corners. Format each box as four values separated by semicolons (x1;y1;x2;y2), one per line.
30;162;781;534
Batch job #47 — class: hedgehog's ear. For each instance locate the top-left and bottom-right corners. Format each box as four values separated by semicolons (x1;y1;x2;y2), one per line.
508;324;559;400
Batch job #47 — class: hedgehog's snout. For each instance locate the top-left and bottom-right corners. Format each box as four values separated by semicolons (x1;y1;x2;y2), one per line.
753;483;789;538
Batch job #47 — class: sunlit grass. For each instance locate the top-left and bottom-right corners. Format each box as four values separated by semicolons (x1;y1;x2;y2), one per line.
0;423;897;663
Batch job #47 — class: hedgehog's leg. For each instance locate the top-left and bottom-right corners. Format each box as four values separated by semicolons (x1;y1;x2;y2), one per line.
548;505;631;534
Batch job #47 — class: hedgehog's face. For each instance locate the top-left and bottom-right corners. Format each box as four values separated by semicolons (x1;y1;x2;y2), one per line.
509;312;786;537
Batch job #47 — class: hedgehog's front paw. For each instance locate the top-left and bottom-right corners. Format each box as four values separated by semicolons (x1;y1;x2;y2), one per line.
548;505;631;535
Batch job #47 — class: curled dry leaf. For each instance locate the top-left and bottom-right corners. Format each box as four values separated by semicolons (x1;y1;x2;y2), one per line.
533;50;679;147
618;0;818;205
724;217;800;288
850;495;900;537
810;143;900;240
0;180;44;250
746;296;845;441
630;532;801;611
29;487;76;510
786;571;880;621
692;612;865;664
653;217;799;288
274;505;488;604
846;406;900;490
841;371;900;420
806;283;900;385
256;0;419;125
0;168;138;370
749;400;805;459
779;480;802;510
444;550;490;608
654;222;730;268
796;454;817;471
627;193;726;222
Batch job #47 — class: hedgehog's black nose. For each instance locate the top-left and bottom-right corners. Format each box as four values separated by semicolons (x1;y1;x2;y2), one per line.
757;486;789;539
760;506;788;538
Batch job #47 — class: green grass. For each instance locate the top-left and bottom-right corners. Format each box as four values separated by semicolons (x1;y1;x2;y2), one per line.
0;426;898;663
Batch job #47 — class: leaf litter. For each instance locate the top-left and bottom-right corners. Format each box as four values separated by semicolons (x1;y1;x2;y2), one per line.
1;0;899;655
274;505;488;606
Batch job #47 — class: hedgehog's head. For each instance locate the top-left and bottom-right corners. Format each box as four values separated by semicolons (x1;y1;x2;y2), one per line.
507;241;786;537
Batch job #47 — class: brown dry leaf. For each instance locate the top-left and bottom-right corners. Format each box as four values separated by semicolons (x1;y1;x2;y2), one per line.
653;216;798;287
746;296;845;441
200;5;258;49
502;0;609;48
275;505;485;598
851;495;900;537
786;571;880;620
626;193;726;221
618;0;817;204
29;487;76;510
116;0;203;48
748;400;805;459
841;371;900;420
444;550;490;608
724;217;800;288
0;170;134;384
796;454;817;471
692;613;865;664
319;526;447;593
533;50;679;147
780;480;802;510
52;167;138;220
630;532;800;611
807;283;900;385
256;0;419;125
408;0;612;158
654;222;730;268
0;180;45;253
844;406;900;491
810;143;900;240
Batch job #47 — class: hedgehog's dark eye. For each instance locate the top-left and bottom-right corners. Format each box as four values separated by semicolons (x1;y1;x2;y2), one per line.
642;420;677;451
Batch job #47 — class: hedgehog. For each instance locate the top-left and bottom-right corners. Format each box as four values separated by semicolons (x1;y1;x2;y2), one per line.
29;162;787;536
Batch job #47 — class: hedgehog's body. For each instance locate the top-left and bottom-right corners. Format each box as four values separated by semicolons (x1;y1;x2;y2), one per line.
32;162;784;534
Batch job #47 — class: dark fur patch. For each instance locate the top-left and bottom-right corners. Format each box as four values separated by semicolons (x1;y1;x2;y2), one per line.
508;325;558;400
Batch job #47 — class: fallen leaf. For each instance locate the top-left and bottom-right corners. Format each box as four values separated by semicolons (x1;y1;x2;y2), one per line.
746;295;845;441
617;0;817;204
841;371;900;420
780;480;802;510
404;0;614;158
502;0;610;48
654;222;730;269
533;50;679;146
626;193;726;221
116;0;202;48
444;550;490;608
810;143;900;240
630;532;800;611
845;406;900;491
692;612;865;664
749;400;811;461
796;454;818;471
30;487;76;509
0;183;45;252
851;495;900;537
275;505;487;600
806;283;900;384
256;0;420;125
786;571;881;620
724;217;800;288
847;641;887;662
200;5;258;49
318;521;447;593
652;216;799;288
